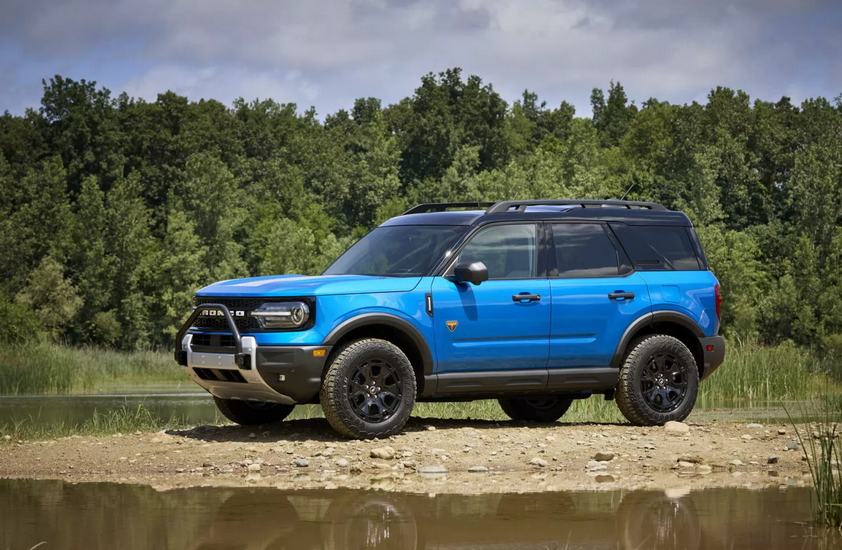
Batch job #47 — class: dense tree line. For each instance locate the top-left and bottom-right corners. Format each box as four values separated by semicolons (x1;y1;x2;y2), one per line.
1;69;841;352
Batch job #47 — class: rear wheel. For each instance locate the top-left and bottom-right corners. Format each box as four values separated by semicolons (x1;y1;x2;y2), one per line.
213;396;295;425
320;338;416;439
616;335;699;426
498;396;573;423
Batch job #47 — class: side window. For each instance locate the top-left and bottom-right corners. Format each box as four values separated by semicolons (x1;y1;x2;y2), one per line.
453;224;538;279
551;224;620;278
611;224;701;271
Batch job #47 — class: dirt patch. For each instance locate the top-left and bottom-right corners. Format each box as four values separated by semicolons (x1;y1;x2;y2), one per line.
0;417;812;494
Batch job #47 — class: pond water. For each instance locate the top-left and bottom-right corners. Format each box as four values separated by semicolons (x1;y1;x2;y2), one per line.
0;384;815;429
0;479;835;549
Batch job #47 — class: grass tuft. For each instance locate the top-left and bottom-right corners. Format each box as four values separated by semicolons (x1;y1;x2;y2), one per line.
788;397;842;528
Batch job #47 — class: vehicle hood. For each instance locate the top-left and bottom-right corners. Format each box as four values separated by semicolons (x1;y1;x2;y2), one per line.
195;274;422;297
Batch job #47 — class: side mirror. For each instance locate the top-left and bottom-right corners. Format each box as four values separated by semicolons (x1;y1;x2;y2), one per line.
450;261;489;286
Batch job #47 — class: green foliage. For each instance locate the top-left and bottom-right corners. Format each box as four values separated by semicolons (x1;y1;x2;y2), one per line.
0;70;840;352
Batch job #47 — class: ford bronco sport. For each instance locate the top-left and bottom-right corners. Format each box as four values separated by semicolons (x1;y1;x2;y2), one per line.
175;200;724;439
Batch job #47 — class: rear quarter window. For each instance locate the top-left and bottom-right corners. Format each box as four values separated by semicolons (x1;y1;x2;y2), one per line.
610;224;702;271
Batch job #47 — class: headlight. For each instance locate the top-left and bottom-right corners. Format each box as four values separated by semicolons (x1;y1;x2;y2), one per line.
251;301;311;329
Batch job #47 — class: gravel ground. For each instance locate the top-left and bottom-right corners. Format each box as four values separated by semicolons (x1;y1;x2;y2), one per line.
0;417;814;494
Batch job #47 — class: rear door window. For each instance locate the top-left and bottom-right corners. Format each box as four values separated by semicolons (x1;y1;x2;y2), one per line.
610;224;701;271
550;223;620;278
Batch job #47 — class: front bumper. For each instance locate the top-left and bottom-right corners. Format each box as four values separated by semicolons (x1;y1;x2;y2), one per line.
699;335;725;381
175;304;330;405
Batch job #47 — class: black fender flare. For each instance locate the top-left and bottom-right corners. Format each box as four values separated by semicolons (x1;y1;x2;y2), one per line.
321;313;435;376
611;311;705;366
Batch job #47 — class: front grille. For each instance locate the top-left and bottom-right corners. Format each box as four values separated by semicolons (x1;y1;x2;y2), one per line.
191;333;236;348
192;297;262;331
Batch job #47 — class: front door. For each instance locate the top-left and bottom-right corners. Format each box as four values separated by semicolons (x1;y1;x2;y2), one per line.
431;223;550;374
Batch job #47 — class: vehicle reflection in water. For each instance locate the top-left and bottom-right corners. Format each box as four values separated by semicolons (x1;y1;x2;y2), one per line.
0;479;836;550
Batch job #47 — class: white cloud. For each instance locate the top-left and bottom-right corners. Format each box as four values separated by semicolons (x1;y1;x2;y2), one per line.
1;0;840;114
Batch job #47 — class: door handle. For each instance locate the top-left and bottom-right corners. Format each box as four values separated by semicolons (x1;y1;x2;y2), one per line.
512;293;541;303
608;292;635;300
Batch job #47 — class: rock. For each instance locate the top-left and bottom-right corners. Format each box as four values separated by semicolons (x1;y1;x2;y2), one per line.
247;463;261;472
370;446;396;460
767;455;779;464
681;455;704;464
2;435;11;441
202;462;213;468
664;421;690;434
418;465;448;475
729;459;743;466
335;458;349;468
786;441;799;451
677;461;695;469
741;434;752;440
248;433;256;439
426;426;436;431
468;465;489;473
293;458;309;468
697;465;712;474
777;429;787;436
746;423;763;429
371;462;391;470
350;465;363;474
593;452;615;462
529;457;548;467
175;468;185;473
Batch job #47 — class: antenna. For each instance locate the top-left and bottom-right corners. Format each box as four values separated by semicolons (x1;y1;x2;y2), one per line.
620;181;636;201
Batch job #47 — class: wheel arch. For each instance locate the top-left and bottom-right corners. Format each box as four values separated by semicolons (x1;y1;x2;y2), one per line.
322;313;435;395
612;311;706;376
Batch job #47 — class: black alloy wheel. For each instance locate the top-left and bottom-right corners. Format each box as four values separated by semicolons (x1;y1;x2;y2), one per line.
640;352;688;413
348;358;403;423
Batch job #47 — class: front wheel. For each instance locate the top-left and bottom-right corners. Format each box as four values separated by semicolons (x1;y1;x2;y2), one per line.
498;396;573;422
320;338;416;439
615;335;699;426
213;396;295;425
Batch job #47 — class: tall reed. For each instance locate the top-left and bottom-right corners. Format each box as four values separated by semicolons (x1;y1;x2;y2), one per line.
788;397;842;527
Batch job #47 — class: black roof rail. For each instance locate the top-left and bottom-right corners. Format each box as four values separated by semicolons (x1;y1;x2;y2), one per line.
403;202;496;215
485;199;667;213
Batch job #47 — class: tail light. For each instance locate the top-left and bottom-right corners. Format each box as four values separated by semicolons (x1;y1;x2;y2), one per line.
714;284;722;321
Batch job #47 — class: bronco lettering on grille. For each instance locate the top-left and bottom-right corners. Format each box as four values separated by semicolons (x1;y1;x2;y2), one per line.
200;310;246;317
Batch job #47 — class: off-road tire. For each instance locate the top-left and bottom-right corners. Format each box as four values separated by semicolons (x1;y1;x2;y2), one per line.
616;334;699;426
320;338;416;439
498;396;573;423
213;396;295;425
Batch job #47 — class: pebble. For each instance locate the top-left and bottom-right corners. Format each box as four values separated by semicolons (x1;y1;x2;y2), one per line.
677;461;695;469
741;434;753;440
767;455;779;464
370;446;396;460
418;465;448;474
248;433;256;439
746;423;763;429
586;461;608;472
786;441;799;451
3;435;11;441
335;459;349;468
681;455;704;464
777;429;787;435
593;452;615;462
468;465;489;473
729;459;744;466
293;458;309;468
247;463;261;472
529;457;548;467
664;421;690;434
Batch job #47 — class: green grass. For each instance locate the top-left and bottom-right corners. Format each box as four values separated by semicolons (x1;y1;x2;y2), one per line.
699;340;838;404
0;403;199;441
0;340;182;395
788;398;842;527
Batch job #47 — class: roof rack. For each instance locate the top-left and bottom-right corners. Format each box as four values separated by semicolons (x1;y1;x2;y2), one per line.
485;199;667;213
403;202;496;215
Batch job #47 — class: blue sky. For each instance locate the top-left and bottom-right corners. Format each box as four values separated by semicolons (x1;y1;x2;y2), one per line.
1;0;840;117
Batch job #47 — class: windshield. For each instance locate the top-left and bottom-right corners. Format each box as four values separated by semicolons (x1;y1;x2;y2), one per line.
323;225;466;277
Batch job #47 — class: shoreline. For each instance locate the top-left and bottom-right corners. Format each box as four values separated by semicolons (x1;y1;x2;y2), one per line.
0;418;812;494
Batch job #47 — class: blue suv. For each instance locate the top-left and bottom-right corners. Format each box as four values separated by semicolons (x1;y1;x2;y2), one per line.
175;200;724;439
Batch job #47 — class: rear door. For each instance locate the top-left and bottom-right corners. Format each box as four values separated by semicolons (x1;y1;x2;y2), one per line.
547;223;651;368
431;222;550;374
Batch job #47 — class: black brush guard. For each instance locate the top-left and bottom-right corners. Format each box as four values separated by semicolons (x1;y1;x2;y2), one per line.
174;304;252;370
